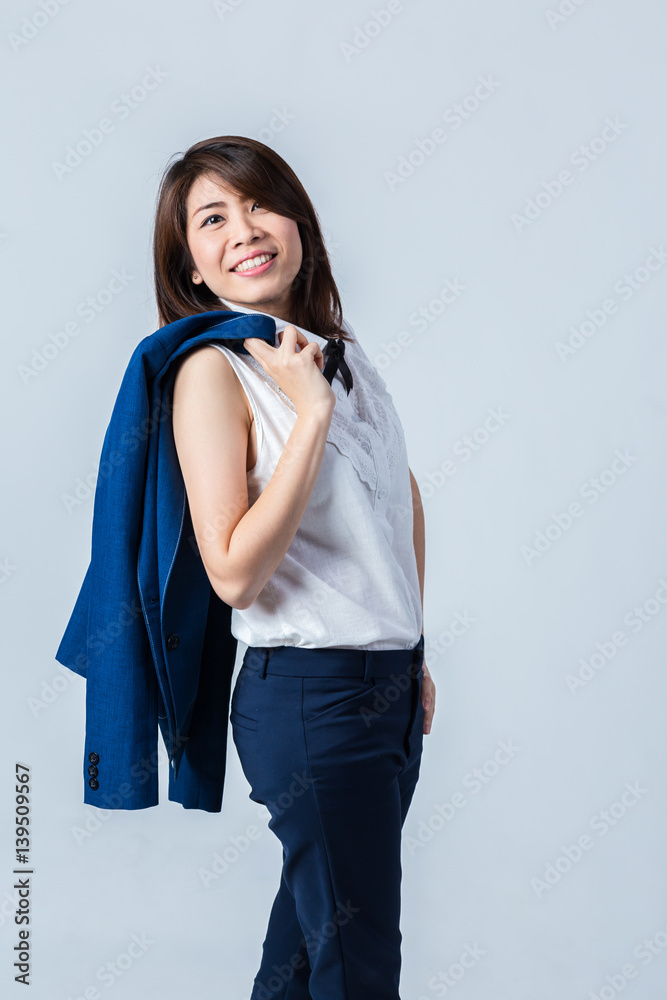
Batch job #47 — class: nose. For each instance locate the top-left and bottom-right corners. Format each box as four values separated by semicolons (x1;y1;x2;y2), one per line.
230;213;265;246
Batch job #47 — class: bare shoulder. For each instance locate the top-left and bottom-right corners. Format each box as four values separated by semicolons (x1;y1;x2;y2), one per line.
173;342;242;383
172;343;251;425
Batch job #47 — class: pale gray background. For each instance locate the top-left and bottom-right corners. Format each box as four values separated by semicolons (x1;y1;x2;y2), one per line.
2;0;667;997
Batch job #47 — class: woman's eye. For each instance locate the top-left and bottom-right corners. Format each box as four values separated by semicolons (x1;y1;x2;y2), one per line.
201;203;262;226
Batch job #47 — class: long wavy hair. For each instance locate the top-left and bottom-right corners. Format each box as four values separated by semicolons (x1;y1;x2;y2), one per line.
151;135;351;341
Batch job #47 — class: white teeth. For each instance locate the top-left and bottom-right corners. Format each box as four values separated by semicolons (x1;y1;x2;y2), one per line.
233;253;275;272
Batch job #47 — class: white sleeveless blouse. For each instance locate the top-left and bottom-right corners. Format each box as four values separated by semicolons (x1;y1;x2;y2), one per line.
210;297;422;651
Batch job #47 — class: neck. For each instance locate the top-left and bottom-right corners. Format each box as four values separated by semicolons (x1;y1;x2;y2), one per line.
221;291;294;324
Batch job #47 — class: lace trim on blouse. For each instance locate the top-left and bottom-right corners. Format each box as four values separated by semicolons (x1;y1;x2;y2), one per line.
241;331;404;493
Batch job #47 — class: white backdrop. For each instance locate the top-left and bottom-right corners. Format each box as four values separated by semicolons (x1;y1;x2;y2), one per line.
2;0;667;997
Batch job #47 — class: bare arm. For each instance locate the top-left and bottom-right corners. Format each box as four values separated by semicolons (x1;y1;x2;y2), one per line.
409;465;435;734
172;332;334;610
409;466;425;635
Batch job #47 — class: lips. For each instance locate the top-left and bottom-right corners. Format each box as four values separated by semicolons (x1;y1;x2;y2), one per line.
231;252;277;272
230;255;278;280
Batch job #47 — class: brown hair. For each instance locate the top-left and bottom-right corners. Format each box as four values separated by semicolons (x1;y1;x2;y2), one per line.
151;135;352;341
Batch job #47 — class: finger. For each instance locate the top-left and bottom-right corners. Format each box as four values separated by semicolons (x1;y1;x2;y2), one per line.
293;327;311;351
282;325;320;356
278;324;302;351
279;327;323;365
244;336;273;359
300;339;323;360
423;704;434;734
299;340;324;370
422;678;435;734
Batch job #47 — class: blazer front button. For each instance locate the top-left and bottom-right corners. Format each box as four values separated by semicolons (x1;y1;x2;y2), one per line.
87;764;98;777
166;634;180;650
88;751;100;764
88;778;99;790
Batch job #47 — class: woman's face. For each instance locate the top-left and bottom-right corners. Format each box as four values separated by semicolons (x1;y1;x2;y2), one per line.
185;172;303;320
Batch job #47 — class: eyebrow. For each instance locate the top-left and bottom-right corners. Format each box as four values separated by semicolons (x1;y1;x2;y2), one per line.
192;200;227;217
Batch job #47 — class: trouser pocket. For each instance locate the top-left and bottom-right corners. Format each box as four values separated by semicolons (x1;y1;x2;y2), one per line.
301;676;377;724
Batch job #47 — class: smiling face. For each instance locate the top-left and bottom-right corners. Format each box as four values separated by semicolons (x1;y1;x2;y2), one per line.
185;172;303;320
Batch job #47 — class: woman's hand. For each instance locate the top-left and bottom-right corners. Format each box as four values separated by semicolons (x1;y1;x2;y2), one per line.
421;659;435;734
243;325;335;417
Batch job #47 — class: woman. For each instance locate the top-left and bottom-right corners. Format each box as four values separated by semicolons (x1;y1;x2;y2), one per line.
155;135;436;1000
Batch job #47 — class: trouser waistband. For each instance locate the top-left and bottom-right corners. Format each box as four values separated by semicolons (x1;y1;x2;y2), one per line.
243;633;424;682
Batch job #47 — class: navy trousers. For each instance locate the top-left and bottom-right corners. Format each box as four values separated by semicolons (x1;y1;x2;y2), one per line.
230;635;425;1000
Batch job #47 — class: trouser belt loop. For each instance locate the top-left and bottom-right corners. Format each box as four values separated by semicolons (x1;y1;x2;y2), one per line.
258;648;270;680
362;649;373;683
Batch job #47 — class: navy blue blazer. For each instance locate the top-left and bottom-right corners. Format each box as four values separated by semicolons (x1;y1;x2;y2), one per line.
55;309;277;812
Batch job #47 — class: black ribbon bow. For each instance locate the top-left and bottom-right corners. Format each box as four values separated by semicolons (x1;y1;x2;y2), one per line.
322;337;354;395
